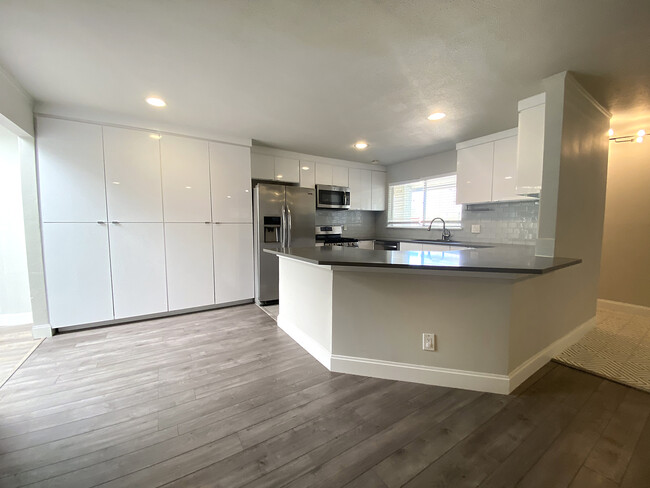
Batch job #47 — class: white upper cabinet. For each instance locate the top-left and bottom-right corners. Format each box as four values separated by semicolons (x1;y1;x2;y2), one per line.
371;170;386;210
210;142;252;223
274;157;300;183
41;223;114;327
332;166;349;187
160;135;211;222
456;143;494;204
492;135;525;202
251;152;275;180
37;117;107;222
213;223;254;304
109;222;168;319
103;127;163;222
349;168;372;210
299;160;315;188
315;163;333;185
516;93;545;195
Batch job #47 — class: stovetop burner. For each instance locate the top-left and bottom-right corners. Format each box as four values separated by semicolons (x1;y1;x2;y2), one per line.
315;225;359;247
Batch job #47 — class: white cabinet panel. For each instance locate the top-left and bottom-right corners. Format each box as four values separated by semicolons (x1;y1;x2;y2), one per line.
456;143;494;204
516;101;545;195
103;127;163;222
274;157;299;183
332;166;349;187
109;223;167;318
251;153;275;181
160;135;211;222
349;168;372;210
42;223;113;327
165;223;214;310
213;223;254;304
210;142;252;223
37;118;107;222
371;171;386;210
492;136;533;202
357;240;374;250
315;163;333;185
421;243;451;252
299;160;315;188
400;242;423;251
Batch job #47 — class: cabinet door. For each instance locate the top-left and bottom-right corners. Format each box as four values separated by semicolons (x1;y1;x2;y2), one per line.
210;142;252;223
37;118;107;222
315;163;333;185
357;240;374;250
332;166;349;187
421;243;450;252
492;136;532;202
456;143;494;204
516;103;545;195
213;223;254;304
349;168;372;210
371;171;386;210
165;223;215;310
103;127;163;222
400;242;423;251
160;135;211;222
299;160;315;188
274;157;299;183
109;223;167;318
42;223;113;327
251;153;275;181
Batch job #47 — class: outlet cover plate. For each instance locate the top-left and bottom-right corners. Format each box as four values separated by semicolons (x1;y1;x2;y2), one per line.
471;224;481;233
422;333;436;351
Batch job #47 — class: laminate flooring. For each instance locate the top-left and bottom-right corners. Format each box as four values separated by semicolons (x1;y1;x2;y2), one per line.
0;304;648;487
0;324;41;388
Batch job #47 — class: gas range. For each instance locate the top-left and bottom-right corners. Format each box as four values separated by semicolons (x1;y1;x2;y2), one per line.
315;225;359;247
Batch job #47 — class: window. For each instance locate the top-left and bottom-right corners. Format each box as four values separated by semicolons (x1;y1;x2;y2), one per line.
387;174;462;228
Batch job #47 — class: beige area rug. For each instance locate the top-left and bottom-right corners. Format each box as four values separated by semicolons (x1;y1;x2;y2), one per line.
554;308;650;393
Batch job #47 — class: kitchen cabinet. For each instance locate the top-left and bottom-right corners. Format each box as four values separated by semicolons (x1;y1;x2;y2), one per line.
103;126;163;222
109;223;168;319
400;242;423;251
213;223;254;304
371;171;386;210
274;157;300;183
299;160;315;188
165;223;215;310
492;136;536;202
332;166;349;187
160;135;211;222
251;153;275;181
357;240;374;250
348;168;372;210
421;243;451;252
315;163;333;185
516;93;545;196
210;142;253;223
456;143;494;204
41;223;114;327
36;117;107;223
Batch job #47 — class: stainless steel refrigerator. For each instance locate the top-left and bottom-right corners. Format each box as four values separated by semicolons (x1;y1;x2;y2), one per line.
253;184;315;305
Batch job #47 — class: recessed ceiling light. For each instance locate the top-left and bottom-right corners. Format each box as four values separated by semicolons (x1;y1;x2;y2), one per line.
301;166;310;170
146;97;166;107
608;128;614;137
427;112;446;121
636;136;644;143
149;134;162;140
354;142;368;150
638;129;646;137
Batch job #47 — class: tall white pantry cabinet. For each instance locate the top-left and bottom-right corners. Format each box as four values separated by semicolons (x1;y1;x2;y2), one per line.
37;116;254;329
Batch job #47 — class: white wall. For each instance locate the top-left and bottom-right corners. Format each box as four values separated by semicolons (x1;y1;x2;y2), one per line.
0;66;33;137
0;125;31;320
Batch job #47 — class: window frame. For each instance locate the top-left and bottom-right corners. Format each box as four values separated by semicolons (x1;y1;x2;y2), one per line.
387;172;463;230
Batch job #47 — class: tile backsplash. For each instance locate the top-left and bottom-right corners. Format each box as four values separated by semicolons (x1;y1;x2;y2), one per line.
316;209;376;239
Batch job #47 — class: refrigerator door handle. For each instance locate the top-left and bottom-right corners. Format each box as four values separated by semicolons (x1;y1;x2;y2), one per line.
280;203;287;247
287;206;292;246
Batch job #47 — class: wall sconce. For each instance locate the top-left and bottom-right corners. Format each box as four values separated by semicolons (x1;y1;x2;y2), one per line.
609;129;645;143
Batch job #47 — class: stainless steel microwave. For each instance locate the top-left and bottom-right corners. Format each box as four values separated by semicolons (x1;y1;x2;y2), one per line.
315;185;351;209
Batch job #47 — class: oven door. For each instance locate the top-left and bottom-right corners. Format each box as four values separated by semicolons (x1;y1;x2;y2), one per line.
316;185;351;209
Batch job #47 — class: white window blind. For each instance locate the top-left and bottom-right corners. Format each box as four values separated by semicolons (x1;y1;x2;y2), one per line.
388;174;463;228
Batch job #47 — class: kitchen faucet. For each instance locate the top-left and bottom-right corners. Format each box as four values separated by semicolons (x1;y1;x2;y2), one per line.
427;217;452;241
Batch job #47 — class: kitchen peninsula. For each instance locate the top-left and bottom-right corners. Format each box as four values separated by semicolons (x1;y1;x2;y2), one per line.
268;245;583;394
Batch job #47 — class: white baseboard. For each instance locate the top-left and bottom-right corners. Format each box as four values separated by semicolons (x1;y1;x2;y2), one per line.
31;323;53;338
330;355;510;394
276;315;331;369
507;316;597;392
597;299;650;317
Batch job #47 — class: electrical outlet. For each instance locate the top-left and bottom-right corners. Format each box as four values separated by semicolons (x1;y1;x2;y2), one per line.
471;224;481;233
422;333;436;351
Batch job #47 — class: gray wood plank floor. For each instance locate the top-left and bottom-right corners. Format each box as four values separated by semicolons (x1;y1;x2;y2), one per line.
0;304;648;487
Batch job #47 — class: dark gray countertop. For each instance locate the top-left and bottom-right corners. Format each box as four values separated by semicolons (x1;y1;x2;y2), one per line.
266;245;581;274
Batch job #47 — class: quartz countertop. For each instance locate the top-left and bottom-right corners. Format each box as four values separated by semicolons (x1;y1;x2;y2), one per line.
266;245;581;274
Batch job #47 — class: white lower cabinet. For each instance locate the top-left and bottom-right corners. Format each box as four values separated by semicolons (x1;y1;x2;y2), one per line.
109;223;168;319
42;223;114;328
165;223;215;311
400;242;423;251
213;223;254;304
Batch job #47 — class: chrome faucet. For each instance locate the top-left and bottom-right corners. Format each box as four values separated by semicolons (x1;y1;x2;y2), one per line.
427;217;452;241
